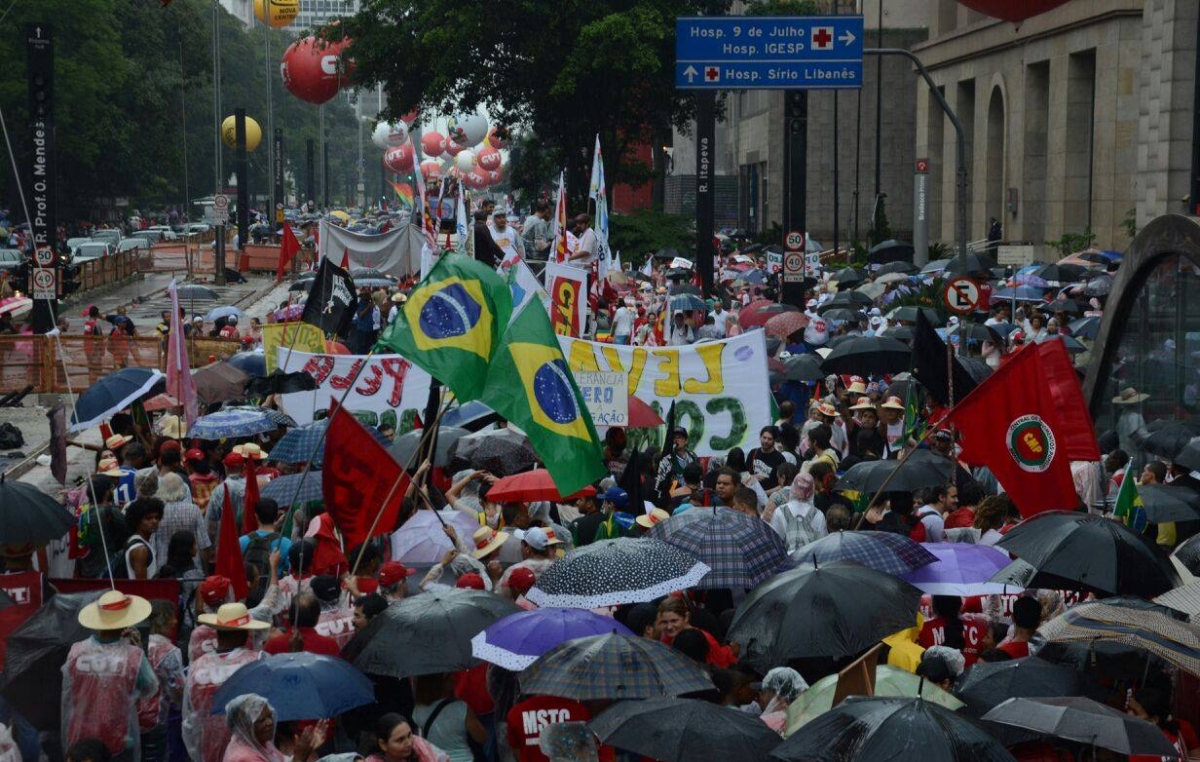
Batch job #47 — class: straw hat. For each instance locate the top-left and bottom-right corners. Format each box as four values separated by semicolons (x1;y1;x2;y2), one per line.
815;402;838;418
234;443;267;461
390;292;407;303
473;526;510;559
77;590;152;631
1112;387;1149;405
159;414;187;440
197;602;269;631
96;457;122;477
105;434;132;450
881;395;906;411
847;377;868;395
635;508;671;529
849;396;876;411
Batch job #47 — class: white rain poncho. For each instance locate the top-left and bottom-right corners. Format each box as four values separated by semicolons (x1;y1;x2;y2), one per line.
221;694;286;762
182;648;264;762
61;636;158;761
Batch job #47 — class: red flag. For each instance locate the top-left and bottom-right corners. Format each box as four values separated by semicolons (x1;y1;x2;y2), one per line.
308;513;347;577
216;486;250;600
322;404;410;551
1037;339;1101;461
277;223;301;282
946;344;1079;518
340;246;350;269
242;458;260;535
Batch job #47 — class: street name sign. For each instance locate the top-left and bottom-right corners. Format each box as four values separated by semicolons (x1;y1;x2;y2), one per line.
675;16;863;90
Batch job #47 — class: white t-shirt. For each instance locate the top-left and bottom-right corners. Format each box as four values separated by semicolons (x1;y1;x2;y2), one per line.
612;306;635;336
803;313;829;346
489;224;523;265
710;309;728;336
572;228;598;267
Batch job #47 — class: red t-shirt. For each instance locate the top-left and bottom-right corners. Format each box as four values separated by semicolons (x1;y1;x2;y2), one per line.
1129;720;1199;761
997;640;1030;659
944;507;976;529
918;617;946;649
506;696;612;762
263;627;341;658
455;664;494;715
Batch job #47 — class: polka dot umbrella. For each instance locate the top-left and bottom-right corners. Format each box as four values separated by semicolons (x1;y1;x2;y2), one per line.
526;538;710;609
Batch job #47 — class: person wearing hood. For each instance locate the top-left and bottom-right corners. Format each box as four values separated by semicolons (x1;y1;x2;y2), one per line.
768;472;827;552
220;694;327;762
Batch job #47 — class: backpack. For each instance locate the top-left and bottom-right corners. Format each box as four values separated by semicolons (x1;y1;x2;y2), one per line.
111;536;150;579
243;531;280;579
910;507;938;543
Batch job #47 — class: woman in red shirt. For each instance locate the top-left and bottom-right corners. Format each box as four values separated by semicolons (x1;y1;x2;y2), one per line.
656;597;737;668
1128;687;1200;761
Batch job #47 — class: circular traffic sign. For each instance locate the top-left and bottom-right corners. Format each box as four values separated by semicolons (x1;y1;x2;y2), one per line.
785;230;806;251
33;248;54;267
32;268;55;290
943;277;982;315
783;251;804;272
213;194;230;210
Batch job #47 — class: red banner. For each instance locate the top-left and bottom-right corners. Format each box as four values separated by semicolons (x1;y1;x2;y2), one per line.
323;404;410;551
0;571;43;607
549;273;584;337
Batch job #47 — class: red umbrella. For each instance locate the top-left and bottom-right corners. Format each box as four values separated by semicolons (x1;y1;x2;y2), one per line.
143;393;179;412
627;395;664;428
486;470;597;503
325;340;351;355
739;299;798;328
764;310;810;340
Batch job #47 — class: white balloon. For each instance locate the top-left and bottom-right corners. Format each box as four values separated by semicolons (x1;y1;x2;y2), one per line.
448;113;488;146
384;121;409;146
371;122;390;150
454;149;477;173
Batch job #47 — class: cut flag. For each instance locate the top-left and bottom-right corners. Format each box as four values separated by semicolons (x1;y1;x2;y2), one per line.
216;486;250;600
166;279;199;426
550;171;569;264
1113;461;1148;532
276;223;302;282
322;403;410;551
945;344;1079;518
480;300;606;496
375;252;513;402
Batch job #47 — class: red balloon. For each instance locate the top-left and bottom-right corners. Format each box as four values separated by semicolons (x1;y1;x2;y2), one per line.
445;141;465;158
486;126;507;150
400;108;419;124
955;0;1069;22
469;167;490;187
486;169;502;185
281;36;354;105
421;132;447;158
477;146;501;172
383;144;414;174
420;160;442;182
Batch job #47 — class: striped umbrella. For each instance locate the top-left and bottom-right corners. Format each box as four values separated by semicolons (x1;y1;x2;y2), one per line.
646;507;790;589
1038;601;1200;677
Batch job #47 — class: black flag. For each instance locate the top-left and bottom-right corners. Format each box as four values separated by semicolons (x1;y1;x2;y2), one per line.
301;257;357;337
912;310;979;407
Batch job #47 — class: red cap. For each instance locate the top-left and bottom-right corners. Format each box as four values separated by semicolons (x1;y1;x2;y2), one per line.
185;448;205;462
356;577;380;595
456;572;486;590
223;452;244;468
378;561;416;586
199;575;232;606
160;440;181;453
507;567;537;595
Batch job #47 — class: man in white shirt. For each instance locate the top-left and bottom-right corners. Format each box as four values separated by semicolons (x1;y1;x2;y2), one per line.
569;214;597;269
710;302;728;337
914;484;957;543
488;210;525;267
612;299;635;345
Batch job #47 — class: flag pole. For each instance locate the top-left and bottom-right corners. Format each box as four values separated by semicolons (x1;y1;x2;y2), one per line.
851;422;945;530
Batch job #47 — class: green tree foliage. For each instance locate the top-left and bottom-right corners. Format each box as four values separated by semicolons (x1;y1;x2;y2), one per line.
0;0;363;222
608;209;694;266
338;0;730;206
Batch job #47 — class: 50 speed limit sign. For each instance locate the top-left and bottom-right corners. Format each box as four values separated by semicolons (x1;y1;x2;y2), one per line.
785;229;806;251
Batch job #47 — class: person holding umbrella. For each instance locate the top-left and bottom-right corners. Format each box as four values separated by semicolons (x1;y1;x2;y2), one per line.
221;694;328;762
655;428;698;501
656;597;737;668
62;591;160;762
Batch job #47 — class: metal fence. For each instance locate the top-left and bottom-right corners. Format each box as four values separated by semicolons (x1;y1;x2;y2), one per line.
77;248;154;291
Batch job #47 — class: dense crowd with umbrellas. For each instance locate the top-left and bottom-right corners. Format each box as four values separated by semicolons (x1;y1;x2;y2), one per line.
6;233;1200;762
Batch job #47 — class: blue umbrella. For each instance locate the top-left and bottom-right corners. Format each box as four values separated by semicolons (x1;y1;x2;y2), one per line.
991;285;1046;302
668;294;707;313
203;306;246;323
211;652;374;721
471;609;634;671
70;367;165;432
269;420;329;464
227;406;296;428
261;471;323;506
189;408;278;440
227;351;267;377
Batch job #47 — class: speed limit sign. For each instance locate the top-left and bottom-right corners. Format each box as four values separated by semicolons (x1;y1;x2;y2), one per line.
33;247;54;267
783;251;804;283
785;229;806;251
31;267;56;299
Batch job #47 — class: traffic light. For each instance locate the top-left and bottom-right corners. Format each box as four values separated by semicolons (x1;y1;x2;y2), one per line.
30;72;51;119
785;91;807;121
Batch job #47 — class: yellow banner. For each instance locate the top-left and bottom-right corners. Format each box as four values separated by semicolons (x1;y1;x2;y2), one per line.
263;322;325;373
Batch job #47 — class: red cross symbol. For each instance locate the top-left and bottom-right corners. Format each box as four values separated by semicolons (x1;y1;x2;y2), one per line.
811;26;833;50
704;66;720;82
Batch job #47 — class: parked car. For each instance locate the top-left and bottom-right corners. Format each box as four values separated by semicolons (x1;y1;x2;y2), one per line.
186;223;211;235
0;248;24;274
118;237;151;253
135;229;165;244
147;225;177;241
90;229;121;247
66;237;91;254
73;242;114;263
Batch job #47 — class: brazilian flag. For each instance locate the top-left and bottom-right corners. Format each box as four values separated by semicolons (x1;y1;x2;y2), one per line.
376;253;512;402
481;301;606;496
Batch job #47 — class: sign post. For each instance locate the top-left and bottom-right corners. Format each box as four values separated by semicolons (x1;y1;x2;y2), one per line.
913;158;930;266
942;276;981;315
26;23;56;334
273;128;284;226
696;91;716;296
213;194;229;286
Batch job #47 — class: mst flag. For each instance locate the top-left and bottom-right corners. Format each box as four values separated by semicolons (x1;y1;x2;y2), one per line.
300;256;357;336
376;253;513;402
912;310;979;407
945;344;1079;518
1037;338;1101;461
481;301;606;496
323;404;410;551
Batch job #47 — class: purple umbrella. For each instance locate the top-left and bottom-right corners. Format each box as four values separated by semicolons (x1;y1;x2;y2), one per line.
901;543;1019;596
470;608;633;670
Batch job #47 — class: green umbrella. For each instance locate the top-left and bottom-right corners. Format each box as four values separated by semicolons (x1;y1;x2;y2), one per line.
785;665;963;735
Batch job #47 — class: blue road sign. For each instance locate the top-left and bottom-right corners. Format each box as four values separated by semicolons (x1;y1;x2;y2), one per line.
675;16;864;90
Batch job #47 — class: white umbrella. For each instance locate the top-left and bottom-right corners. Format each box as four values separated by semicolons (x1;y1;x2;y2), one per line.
390;508;481;564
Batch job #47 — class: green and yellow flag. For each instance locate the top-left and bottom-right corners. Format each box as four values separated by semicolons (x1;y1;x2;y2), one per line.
481;301;606;496
376;253;512;402
1113;462;1148;532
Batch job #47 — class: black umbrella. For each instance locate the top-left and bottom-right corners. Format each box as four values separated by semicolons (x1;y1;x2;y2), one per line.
1044;298;1083;314
875;261;919;276
668;283;701;296
1028;263;1089;284
882;325;914;342
654;247;681;261
886;306;944;326
350;589;518;678
778;353;826;383
1168;438;1200;472
942;251;999;277
0;473;76;546
289;279;314;293
175;284;219;300
982;697;1178;758
950;323;1003;344
521;633;715;701
1174;534;1200;577
832;267;863;286
349;267;392;281
727;561;921;666
952;656;1087;745
193;361;251;405
448;427;537;476
243;370;319;398
69;367;165;431
1132;420;1200;459
389;426;469;469
1068;315;1101;340
996;510;1180;597
1136;484;1200;523
769;697;1015;762
1;590;101;729
1080;273;1113;296
834;450;955;495
866;239;915;265
819;308;866;323
822;291;873;308
591;699;781;762
526;538;710;609
820;336;910;376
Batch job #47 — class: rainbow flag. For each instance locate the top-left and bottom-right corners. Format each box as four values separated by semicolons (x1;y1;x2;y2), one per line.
390;181;415;208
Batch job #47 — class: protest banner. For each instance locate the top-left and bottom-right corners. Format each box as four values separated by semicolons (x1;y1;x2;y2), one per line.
558;332;772;456
276;349;434;429
262;322;326;373
544;262;587;337
576;371;629;427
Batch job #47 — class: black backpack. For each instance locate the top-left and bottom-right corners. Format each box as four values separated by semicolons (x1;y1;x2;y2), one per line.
243;531;280;579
